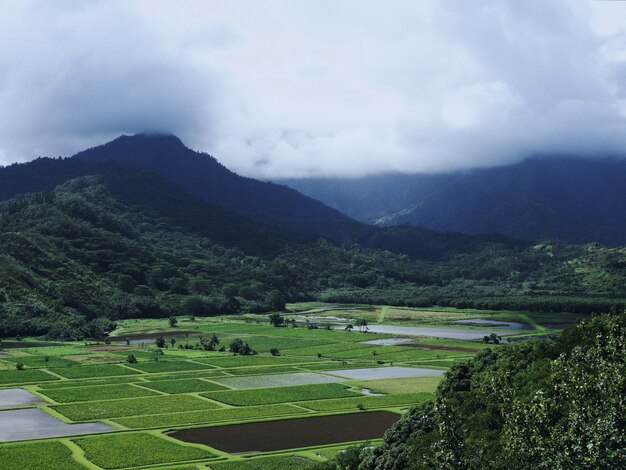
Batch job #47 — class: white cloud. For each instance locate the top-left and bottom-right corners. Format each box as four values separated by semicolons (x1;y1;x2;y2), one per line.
1;0;626;177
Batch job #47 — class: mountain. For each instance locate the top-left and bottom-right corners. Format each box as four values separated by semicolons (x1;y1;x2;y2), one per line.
0;133;528;260
70;134;366;241
2;135;626;339
283;157;626;246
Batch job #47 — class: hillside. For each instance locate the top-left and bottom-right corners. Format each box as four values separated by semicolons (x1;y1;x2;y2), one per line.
2;168;626;339
317;311;626;469
283;157;626;246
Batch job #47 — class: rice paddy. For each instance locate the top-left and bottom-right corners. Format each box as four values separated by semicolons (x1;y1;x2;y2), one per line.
0;302;558;468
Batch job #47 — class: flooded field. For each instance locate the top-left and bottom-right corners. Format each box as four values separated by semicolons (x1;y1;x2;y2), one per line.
169;411;400;453
0;408;113;441
362;338;414;346
357;325;516;340
214;372;343;389
0;389;44;408
328;366;444;380
453;319;525;329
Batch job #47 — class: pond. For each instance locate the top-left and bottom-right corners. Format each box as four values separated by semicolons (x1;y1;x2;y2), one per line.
453;318;525;329
213;372;343;389
327;366;444;380
0;408;113;441
352;324;516;340
0;389;44;408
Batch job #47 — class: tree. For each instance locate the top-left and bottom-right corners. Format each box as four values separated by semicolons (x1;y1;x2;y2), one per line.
345;324;354;332
168;316;178;327
201;334;219;351
170;338;176;347
356;318;368;333
229;338;256;356
126;354;137;364
268;313;284;327
270;348;280;356
15;363;24;370
155;336;166;348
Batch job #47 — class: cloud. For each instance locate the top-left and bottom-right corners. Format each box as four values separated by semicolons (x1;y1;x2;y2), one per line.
1;0;626;177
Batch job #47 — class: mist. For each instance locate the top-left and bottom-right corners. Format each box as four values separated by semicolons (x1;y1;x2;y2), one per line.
2;0;626;178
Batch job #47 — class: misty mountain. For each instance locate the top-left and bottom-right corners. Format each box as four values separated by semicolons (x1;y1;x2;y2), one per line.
71;134;367;241
0;133;529;259
283;157;626;246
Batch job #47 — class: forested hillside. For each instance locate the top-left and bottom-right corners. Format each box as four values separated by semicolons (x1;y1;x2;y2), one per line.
318;311;626;469
1;168;626;339
284;157;626;246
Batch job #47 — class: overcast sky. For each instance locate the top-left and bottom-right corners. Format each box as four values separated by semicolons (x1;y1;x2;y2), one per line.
2;0;626;178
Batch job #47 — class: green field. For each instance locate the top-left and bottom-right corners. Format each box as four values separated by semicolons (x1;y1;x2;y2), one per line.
40;383;161;403
203;383;359;406
74;432;214;468
0;303;558;469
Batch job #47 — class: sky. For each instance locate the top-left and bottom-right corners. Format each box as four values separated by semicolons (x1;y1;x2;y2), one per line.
2;0;626;178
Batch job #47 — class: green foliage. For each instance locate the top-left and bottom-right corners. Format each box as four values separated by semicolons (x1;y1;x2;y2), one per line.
39;383;160;403
203;383;359;406
1;173;626;340
300;393;433;412
0;441;85;470
74;432;213;469
52;394;219;421
228;338;256;356
52;364;140;379
140;378;228;394
269;313;285;327
126;360;213;373
209;456;317;470
0;368;58;385
345;312;626;470
114;403;308;429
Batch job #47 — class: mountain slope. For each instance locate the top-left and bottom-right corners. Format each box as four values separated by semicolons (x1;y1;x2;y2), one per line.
2;168;626;339
71;134;366;241
283;157;626;246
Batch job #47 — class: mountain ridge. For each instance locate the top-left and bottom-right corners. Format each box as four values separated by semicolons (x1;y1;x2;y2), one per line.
282;156;626;246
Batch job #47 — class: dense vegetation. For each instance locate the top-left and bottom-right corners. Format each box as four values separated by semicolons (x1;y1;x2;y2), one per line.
1;134;626;339
1;168;626;339
317;311;626;469
285;157;626;246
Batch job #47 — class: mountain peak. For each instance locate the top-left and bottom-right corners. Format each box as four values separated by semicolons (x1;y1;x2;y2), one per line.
71;133;202;167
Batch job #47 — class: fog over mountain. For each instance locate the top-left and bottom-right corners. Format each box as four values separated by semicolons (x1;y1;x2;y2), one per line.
3;1;626;177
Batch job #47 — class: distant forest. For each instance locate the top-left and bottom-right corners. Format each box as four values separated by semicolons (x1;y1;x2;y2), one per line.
1;169;625;339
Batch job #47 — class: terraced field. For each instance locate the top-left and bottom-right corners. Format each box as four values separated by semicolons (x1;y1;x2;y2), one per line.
0;303;554;469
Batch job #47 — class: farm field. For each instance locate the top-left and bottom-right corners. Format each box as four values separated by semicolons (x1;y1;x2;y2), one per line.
0;303;566;469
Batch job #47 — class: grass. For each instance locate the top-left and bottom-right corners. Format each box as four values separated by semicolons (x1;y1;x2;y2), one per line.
52;394;220;421
114;404;309;428
208;455;318;469
38;376;143;389
0;356;78;368
39;383;161;403
0;303;520;469
349;375;443;394
126;360;215;373
0;368;59;385
51;364;140;379
299;392;433;411
197;355;320;368
203;383;359;406
0;441;85;470
223;365;303;376
140;378;228;394
74;432;213;469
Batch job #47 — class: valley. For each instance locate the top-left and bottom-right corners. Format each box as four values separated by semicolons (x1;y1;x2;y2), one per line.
0;303;560;469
